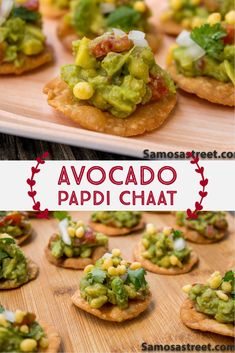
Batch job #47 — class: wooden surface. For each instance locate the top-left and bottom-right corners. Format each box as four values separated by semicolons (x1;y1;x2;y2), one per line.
0;1;234;158
1;212;234;353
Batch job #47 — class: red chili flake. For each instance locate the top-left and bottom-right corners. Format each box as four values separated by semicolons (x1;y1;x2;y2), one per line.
223;24;235;45
91;35;133;58
148;75;169;101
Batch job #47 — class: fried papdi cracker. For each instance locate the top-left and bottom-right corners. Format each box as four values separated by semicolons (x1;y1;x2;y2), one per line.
168;63;235;106
45;235;108;269
160;19;183;36
177;225;226;244
0;258;39;290
15;228;32;246
71;290;151;322
40;1;67;19
0;46;53;75
89;220;145;236
181;299;235;337
133;242;198;275
41;321;61;353
44;78;177;137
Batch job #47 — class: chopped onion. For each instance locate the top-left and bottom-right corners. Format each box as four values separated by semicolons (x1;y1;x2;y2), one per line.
59;218;71;246
176;30;195;47
0;0;14;26
174;238;186;252
4;310;15;323
128;30;149;47
102;252;113;259
100;3;116;14
176;30;205;61
112;28;126;37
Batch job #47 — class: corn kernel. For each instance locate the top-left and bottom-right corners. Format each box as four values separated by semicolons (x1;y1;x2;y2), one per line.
67;227;75;237
20;339;37;352
143;251;151;259
146;223;156;235
211;271;221;277
76;220;84;227
142;238;149;249
207;13;221;26
181;18;191;29
130;262;142;270
166;44;178;66
15;310;26;324
102;258;113;270
0;314;8;327
160;10;173;22
190;0;200;4
170;0;183;11
208;275;222;289
182;284;192;294
20;325;29;334
73;82;94;100
39;337;49;349
225;10;235;25
117;265;126;275
134;1;146;13
112;248;121;257
75;226;84;238
163;227;172;236
120;260;128;266
221;281;232;292
170;255;178;266
84;264;94;273
108;266;118;276
216;290;229;301
192;17;205;28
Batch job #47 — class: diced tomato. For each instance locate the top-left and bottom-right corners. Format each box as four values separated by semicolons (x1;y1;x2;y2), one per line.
148;75;169;101
23;0;39;11
0;213;23;227
223;24;235;45
83;229;96;243
206;225;215;238
91;35;133;58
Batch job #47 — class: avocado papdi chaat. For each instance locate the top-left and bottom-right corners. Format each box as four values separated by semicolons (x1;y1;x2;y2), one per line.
0;212;32;245
45;218;108;269
133;224;198;275
44;31;177;137
57;0;161;52
0;234;38;290
0;305;61;352
40;0;71;19
71;248;151;322
0;0;53;75
176;211;228;243
161;0;235;35
90;211;144;236
181;270;235;337
167;19;235;106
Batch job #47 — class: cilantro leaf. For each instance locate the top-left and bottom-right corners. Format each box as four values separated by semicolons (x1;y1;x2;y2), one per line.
190;23;227;60
53;211;70;221
127;268;147;290
0;305;5;313
0;237;15;245
223;270;235;283
87;268;106;284
0;249;8;261
11;7;40;23
172;230;183;240
0;211;7;217
106;6;141;32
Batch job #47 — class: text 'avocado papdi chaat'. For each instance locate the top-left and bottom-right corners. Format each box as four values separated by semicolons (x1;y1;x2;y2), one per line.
0;234;38;290
71;248;151;322
167;19;235;106
90;211;144;236
181;270;235;337
133;224;198;275
0;211;32;245
57;0;161;52
44;31;177;136
0;305;61;352
0;0;53;75
45;218;108;269
40;0;71;19
176;211;228;243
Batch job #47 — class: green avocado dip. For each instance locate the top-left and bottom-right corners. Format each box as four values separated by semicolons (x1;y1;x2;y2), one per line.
61;31;176;118
0;212;31;239
0;235;30;286
0;0;46;68
0;305;49;352
80;248;150;309
91;211;142;229
176;211;228;240
141;224;191;268
183;270;235;324
50;218;108;259
172;22;235;84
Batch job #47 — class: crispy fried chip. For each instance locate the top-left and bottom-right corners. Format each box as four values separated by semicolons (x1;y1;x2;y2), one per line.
0;46;53;75
177;225;226;244
45;235;108;269
133;242;198;275
15;228;32;246
168;63;235;106
41;321;61;353
43;78;177;137
181;299;235;337
0;258;39;290
71;290;152;322
40;1;67;18
160;19;183;36
89;220;145;236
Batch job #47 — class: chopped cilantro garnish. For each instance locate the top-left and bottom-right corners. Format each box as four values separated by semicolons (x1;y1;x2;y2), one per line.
127;268;147;290
0;237;15;245
223;270;235;283
0;305;5;313
11;7;40;23
172;230;183;240
87;268;106;284
53;211;70;221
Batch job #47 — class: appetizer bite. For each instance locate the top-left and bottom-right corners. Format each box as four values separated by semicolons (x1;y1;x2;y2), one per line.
0;234;38;289
71;248;151;322
44;31;176;137
40;0;71;19
176;211;228;243
45;218;108;269
181;270;235;337
0;305;61;352
167;19;235;106
58;0;161;52
89;211;144;236
134;224;198;275
0;0;53;75
0;211;32;245
160;0;234;35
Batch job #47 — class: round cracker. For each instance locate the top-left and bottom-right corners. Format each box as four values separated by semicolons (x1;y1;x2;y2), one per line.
160;19;183;36
177;225;227;244
168;62;235;106
180;299;235;337
40;1;68;19
41;321;61;353
43;77;177;137
45;236;108;269
0;258;39;290
71;290;151;322
89;220;145;236
0;45;53;75
133;242;198;275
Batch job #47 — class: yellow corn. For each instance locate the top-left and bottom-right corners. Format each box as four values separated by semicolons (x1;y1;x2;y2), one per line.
182;284;192;294
146;223;156;235
117;265;126;275
208;274;222;289
102;258;113;270
76;220;84;227
134;1;147;13
39;337;49;349
84;264;94;273
112;248;121;257
221;281;232;292
160;10;173;22
73;82;94;100
67;227;75;237
163;227;172;236
216;290;229;301
192;17;205;28
0;314;8;327
75;226;84;238
181;18;191;29
170;0;183;10
166;44;178;66
20;325;29;334
15;310;26;324
120;260;128;266
142;238;149;249
108;266;118;276
130;262;142;270
20;339;37;352
190;0;200;4
207;13;221;26
225;10;235;25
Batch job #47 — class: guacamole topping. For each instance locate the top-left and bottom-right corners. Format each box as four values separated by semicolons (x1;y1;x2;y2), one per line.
80;248;149;309
44;0;70;10
50;219;108;259
91;211;142;229
0;305;49;352
176;211;228;239
172;21;235;84
183;270;235;324
61;31;176;118
0;0;46;68
0;212;31;239
141;224;191;268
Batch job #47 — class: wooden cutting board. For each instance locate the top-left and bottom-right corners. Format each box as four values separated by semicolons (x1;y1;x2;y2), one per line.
1;212;234;353
0;0;234;157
